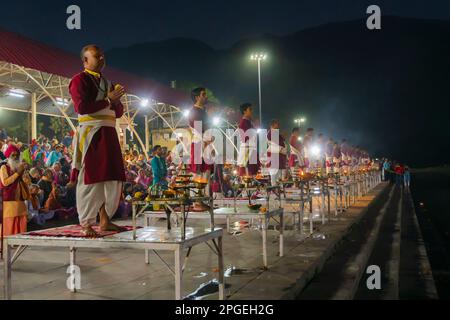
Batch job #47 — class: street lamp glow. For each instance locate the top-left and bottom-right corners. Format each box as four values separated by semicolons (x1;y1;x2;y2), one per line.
8;92;25;98
56;97;69;106
250;52;267;127
8;88;26;98
140;98;149;107
311;145;321;157
250;53;267;61
294;117;306;124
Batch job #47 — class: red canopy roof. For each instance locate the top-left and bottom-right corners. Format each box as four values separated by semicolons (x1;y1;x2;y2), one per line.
0;28;191;107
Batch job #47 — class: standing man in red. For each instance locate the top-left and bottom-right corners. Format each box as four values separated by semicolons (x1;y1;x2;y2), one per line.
332;141;342;174
325;137;334;175
69;45;126;237
237;103;259;177
188;87;214;210
288;127;304;174
267;119;287;186
340;139;350;174
302;128;314;173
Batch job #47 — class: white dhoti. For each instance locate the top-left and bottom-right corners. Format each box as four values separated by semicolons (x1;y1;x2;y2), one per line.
76;167;122;227
269;168;287;186
333;157;341;174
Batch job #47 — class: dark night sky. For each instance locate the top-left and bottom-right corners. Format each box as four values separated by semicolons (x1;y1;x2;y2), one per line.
2;1;450;166
2;0;450;53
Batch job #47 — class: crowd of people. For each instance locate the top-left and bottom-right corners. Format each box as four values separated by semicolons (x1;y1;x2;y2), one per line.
0;96;386;235
382;159;411;189
0;45;389;237
0;113;382;236
0;127;177;235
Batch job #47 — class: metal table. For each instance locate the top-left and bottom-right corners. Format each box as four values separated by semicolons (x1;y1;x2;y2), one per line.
132;196;214;240
279;179;329;232
3;226;224;300
215;207;284;269
140;207;284;269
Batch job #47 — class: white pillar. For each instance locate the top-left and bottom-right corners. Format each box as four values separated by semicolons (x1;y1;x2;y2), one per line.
145;115;149;154
31;92;37;140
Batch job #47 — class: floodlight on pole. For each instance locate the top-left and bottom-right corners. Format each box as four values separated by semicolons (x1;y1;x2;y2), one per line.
250;52;267;128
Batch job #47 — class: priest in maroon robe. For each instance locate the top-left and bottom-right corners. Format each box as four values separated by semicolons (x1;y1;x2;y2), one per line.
237;103;259;176
288;127;304;172
69;45;126;237
188;87;214;210
267;119;287;185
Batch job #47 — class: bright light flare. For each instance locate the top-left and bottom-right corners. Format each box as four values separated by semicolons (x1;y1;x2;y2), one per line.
250;53;267;61
140;99;149;107
183;109;190;118
8;88;27;98
8;92;24;98
311;145;321;157
56;97;69;106
213;117;221;126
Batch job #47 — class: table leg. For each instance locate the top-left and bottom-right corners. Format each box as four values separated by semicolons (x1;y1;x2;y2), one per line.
300;201;304;235
181;205;186;240
218;237;225;300
145;216;150;264
69;247;77;293
4;242;12;300
321;190;325;225
209;197;215;231
327;188;331;222
279;212;284;257
334;186;338;216
262;216;268;268
132;203;137;240
174;246;183;300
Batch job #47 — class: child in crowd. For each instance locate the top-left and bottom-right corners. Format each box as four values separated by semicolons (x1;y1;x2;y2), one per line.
27;184;54;225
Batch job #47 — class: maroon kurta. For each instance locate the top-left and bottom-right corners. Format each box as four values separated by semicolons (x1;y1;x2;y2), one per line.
238;117;259;176
303;135;313;168
288;135;303;167
69;71;126;184
267;130;287;170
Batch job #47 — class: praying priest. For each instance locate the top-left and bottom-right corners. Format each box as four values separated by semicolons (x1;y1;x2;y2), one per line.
69;45;126;237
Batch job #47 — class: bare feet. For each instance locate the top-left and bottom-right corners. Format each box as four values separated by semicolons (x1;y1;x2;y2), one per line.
82;226;98;237
99;221;124;232
98;204;124;232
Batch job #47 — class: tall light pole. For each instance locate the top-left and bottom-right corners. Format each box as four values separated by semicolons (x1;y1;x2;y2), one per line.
250;53;267;127
294;117;306;126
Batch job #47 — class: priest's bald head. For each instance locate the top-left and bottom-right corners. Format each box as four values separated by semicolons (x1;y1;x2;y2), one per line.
80;45;105;73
